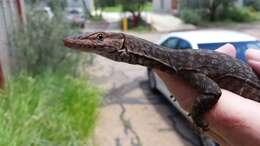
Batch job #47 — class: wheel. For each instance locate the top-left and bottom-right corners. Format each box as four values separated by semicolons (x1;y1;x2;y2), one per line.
147;68;158;92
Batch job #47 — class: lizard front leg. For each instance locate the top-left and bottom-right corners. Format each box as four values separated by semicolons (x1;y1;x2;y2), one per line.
179;71;222;130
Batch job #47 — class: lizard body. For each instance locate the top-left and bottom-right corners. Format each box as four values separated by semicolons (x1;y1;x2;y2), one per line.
64;32;260;129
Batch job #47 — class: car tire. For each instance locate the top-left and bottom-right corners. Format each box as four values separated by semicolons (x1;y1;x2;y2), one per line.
147;68;158;92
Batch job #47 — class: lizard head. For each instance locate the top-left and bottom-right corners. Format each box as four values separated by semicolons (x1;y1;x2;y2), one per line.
63;32;125;56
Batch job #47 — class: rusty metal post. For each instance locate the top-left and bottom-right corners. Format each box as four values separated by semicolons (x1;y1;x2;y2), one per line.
0;62;4;89
16;0;26;25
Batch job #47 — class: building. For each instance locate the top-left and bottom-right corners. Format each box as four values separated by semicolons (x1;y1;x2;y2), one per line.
152;0;179;13
152;0;256;13
67;0;94;11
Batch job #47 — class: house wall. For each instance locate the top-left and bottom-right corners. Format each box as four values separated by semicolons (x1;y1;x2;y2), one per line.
153;0;172;12
0;0;18;74
153;0;179;12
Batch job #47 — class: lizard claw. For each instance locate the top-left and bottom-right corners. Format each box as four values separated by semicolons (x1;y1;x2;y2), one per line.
170;95;177;102
191;106;209;130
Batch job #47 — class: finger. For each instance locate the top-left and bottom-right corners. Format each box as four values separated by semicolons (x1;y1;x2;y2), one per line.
155;69;197;111
248;60;260;74
215;43;236;58
204;90;260;146
246;49;260;61
246;49;260;74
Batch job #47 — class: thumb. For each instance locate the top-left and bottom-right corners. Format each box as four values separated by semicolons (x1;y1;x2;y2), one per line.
246;49;260;74
215;43;236;58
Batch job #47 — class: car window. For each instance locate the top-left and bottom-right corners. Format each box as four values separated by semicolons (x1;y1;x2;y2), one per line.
198;43;226;50
177;39;192;49
198;41;260;62
247;41;260;49
161;38;179;49
70;10;80;14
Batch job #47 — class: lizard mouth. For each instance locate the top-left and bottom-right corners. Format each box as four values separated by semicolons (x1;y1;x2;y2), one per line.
63;36;81;49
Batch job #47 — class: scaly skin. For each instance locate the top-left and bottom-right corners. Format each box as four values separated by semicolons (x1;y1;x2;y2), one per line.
64;32;260;129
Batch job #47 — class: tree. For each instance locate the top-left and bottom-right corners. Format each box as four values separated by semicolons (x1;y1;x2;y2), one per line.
94;0;108;16
118;0;147;27
180;0;235;21
201;0;235;21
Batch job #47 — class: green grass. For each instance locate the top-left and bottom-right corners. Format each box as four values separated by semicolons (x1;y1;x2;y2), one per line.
254;12;260;20
0;73;102;146
103;2;152;12
103;5;122;12
90;15;104;21
143;2;152;12
129;25;152;32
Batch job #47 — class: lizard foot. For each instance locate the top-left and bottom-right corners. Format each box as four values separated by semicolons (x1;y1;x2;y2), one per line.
191;107;209;130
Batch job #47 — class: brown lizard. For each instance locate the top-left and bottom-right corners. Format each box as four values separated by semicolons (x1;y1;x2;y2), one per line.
63;32;260;130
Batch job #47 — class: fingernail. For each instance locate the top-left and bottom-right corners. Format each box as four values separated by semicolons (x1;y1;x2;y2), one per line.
246;49;260;61
216;43;236;58
248;59;260;74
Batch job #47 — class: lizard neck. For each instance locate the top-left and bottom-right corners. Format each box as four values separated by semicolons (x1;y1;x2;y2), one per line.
120;34;177;73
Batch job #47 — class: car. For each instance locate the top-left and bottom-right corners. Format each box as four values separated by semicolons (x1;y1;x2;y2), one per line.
147;30;260;146
65;7;85;28
33;6;54;19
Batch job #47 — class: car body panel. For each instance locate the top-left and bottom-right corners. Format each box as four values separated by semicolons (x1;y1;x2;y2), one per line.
148;30;260;146
153;30;260;106
158;30;258;45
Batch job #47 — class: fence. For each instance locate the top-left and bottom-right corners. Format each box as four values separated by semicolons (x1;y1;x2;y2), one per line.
0;0;18;74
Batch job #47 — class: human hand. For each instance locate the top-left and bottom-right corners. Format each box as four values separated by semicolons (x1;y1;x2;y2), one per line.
155;44;260;146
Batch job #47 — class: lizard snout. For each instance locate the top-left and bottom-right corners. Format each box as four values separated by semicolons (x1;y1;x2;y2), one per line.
63;36;80;49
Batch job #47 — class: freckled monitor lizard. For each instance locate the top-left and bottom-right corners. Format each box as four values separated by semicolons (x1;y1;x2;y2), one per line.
64;32;260;130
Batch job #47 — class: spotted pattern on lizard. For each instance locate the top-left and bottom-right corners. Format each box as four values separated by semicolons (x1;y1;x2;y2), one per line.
64;32;260;129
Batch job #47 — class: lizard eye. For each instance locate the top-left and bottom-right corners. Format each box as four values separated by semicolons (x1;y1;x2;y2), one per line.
96;34;104;41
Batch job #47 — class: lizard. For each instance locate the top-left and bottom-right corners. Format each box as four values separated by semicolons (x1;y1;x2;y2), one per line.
63;32;260;130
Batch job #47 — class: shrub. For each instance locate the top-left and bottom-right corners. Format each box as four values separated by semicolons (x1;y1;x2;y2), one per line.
223;6;256;22
12;14;93;76
245;0;260;11
0;73;102;146
180;9;202;25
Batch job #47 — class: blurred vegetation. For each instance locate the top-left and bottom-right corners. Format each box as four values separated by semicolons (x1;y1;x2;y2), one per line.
222;6;256;22
180;9;202;25
0;73;101;146
103;5;122;12
12;13;93;76
245;0;260;11
180;0;257;24
6;2;102;146
121;16;151;31
128;25;152;32
180;0;234;21
26;0;92;19
103;1;152;12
